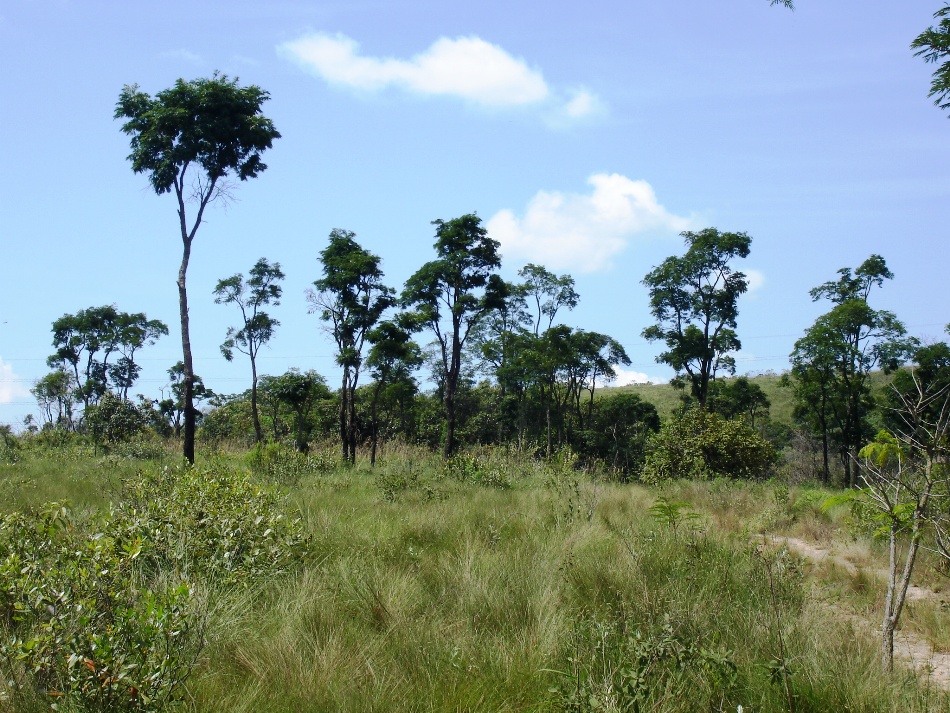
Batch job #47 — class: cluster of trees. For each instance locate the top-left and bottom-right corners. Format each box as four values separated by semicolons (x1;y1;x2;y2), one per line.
25;4;948;476
32;306;168;430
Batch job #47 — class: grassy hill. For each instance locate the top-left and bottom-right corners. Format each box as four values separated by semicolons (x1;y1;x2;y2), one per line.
608;369;896;428
607;372;796;425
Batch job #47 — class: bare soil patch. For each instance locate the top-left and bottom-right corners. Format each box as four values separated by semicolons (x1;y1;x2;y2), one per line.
764;535;950;690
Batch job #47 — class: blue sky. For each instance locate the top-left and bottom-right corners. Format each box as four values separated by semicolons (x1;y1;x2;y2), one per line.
1;0;947;427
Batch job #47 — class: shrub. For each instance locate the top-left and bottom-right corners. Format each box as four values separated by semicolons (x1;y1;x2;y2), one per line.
0;426;19;465
84;394;148;453
0;504;200;712
246;442;337;485
442;454;511;489
109;463;308;585
642;407;776;483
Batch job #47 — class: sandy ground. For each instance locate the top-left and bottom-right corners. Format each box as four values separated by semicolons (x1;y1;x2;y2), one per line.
763;535;950;691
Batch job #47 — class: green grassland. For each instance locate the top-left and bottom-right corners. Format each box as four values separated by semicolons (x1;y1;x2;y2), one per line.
1;441;948;712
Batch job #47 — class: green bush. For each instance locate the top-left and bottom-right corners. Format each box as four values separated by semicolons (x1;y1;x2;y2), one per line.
109;463;308;585
442;454;511;489
0;504;199;712
0;426;19;465
642;407;776;483
245;442;337;485
84;394;148;453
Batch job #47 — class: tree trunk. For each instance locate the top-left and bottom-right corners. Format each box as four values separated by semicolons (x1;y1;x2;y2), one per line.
250;355;263;444
443;377;456;458
339;371;349;462
178;237;195;465
370;383;382;467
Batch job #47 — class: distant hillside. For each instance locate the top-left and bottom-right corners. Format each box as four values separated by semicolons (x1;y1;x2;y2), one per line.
606;370;895;428
605;373;791;426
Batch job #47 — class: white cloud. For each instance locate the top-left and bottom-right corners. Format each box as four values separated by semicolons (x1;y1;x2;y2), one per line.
0;359;28;405
160;48;204;64
610;367;667;386
487;173;695;273
744;268;765;294
279;32;601;118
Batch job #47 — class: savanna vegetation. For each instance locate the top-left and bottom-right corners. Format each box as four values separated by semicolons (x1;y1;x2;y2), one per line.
4;2;950;709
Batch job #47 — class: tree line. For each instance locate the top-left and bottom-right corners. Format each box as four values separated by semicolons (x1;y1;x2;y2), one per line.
23;6;950;482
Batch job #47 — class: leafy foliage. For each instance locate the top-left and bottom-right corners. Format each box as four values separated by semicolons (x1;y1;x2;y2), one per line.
0;505;199;712
109;464;308;585
642;407;776;483
912;4;950;116
84;392;149;452
246;442;337;486
642;228;751;407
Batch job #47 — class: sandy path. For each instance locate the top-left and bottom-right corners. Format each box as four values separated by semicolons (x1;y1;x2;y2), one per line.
763;535;950;690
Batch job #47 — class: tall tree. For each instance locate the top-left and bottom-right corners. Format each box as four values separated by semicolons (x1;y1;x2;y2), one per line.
912;4;950;117
788;255;917;486
642;228;751;408
309;230;394;463
402;214;505;457
214;258;284;444
116;74;280;463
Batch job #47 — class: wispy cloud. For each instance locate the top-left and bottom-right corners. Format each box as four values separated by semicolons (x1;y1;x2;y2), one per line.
278;32;601;120
487;173;694;273
611;367;667;386
744;268;766;295
0;359;28;406
160;48;204;64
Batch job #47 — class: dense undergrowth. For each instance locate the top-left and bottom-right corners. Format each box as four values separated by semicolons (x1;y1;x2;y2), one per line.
1;442;947;711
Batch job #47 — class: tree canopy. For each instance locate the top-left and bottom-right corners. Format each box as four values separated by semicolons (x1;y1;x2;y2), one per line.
116;73;280;463
912;4;950;117
402;214;506;457
642;228;751;408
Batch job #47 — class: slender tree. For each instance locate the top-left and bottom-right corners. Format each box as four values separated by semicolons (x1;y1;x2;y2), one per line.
402;214;505;457
642;228;751;408
366;318;423;465
116;74;280;463
518;263;579;337
788;256;917;485
214;258;284;444
309;230;394;463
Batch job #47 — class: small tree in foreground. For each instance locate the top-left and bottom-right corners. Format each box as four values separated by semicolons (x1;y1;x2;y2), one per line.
641;407;775;483
847;341;950;673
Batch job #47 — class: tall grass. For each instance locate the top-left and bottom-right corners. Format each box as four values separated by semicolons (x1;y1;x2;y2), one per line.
2;445;947;711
